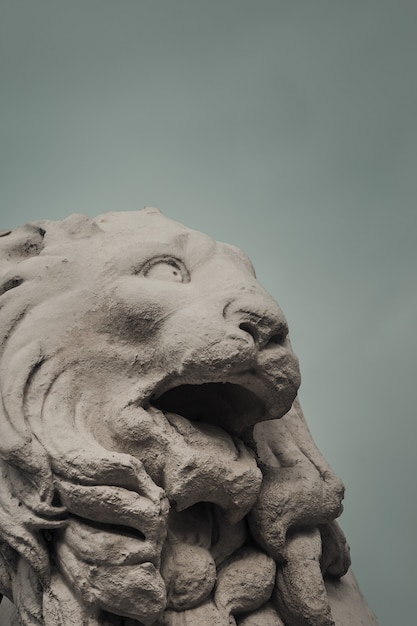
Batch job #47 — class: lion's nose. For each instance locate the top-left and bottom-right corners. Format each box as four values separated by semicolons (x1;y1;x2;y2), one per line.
224;295;289;350
238;316;288;349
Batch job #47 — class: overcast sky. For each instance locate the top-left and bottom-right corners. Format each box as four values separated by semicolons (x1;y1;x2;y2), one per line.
1;2;416;624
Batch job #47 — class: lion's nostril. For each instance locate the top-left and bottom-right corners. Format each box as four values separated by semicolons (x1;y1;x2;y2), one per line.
239;322;258;343
239;321;288;348
266;329;288;348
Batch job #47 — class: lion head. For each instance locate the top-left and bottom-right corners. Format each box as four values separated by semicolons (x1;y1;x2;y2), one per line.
0;209;352;626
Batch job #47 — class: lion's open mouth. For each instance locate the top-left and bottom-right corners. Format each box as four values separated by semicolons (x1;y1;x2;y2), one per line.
150;382;266;436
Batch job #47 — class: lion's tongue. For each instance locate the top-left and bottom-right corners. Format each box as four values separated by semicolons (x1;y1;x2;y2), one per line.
161;412;262;523
104;403;262;523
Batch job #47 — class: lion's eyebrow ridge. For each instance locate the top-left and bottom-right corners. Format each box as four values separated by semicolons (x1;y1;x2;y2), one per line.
172;231;218;270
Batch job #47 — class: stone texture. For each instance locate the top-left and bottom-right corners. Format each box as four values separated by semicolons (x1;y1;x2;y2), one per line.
0;208;378;625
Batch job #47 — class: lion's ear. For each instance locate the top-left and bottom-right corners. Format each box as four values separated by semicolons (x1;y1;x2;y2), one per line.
0;215;101;267
0;224;45;262
56;214;101;239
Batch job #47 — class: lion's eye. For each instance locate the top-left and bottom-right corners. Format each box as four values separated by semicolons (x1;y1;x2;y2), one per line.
142;258;189;283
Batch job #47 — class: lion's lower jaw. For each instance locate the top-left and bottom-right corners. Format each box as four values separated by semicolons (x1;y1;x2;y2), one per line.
107;404;264;523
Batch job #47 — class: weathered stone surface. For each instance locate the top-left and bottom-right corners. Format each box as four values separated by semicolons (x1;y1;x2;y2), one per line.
0;208;378;624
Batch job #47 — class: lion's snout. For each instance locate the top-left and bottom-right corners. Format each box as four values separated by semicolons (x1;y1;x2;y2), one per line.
223;291;289;352
162;285;295;380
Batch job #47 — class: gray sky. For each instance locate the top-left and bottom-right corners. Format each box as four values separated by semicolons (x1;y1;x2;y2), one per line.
1;2;416;624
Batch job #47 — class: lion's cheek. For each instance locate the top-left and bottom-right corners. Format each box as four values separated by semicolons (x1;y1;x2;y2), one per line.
54;539;166;624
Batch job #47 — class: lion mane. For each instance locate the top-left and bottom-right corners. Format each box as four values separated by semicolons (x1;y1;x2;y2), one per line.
0;209;354;626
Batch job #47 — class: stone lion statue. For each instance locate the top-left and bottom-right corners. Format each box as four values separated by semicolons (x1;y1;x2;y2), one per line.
0;209;378;625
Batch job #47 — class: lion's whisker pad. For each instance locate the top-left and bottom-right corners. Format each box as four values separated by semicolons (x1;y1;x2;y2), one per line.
0;209;378;625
